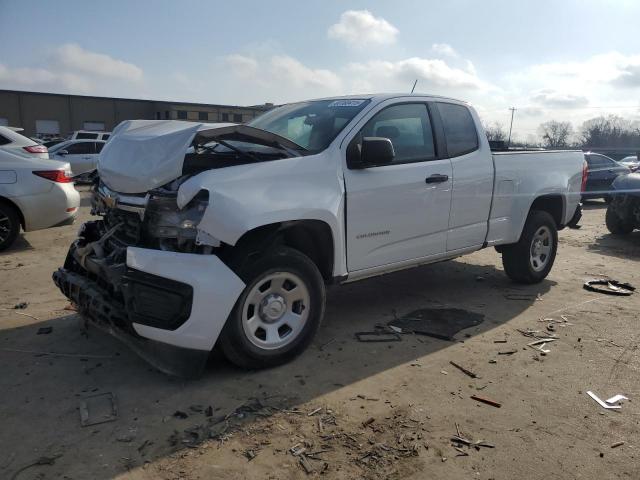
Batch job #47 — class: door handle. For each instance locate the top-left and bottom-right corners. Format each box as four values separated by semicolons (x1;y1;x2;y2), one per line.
425;174;449;184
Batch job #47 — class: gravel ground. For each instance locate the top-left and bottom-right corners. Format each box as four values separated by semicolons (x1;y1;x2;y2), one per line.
0;192;638;480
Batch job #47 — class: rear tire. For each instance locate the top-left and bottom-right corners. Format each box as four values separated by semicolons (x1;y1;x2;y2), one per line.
502;210;558;284
219;246;325;369
606;205;634;234
0;202;20;252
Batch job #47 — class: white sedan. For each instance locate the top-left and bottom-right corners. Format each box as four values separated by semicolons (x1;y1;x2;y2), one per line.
0;126;49;159
48;139;105;180
0;147;80;251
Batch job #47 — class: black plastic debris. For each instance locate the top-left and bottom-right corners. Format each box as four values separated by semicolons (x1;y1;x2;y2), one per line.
14;302;28;309
355;331;402;342
388;308;485;341
37;327;53;335
583;279;635;296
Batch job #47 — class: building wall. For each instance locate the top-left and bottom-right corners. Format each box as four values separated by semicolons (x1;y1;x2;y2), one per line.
0;90;271;138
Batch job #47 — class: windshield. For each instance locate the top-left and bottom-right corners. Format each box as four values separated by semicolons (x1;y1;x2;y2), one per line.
248;99;371;153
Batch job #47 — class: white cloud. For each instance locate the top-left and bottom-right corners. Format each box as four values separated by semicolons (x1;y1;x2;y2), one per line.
347;57;489;92
270;55;341;90
531;89;589;108
328;10;398;48
222;53;342;102
431;43;458;58
53;44;143;82
225;54;259;78
0;64;93;93
0;44;143;95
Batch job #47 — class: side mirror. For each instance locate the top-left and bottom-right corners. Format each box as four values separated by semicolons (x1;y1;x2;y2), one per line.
346;136;396;169
58;149;69;156
360;137;395;167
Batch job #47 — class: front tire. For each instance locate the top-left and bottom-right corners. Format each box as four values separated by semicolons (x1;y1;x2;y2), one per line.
502;210;558;284
219;246;326;369
606;204;634;234
0;202;20;252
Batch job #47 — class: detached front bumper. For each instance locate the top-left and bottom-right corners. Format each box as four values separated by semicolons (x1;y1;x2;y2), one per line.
53;221;245;377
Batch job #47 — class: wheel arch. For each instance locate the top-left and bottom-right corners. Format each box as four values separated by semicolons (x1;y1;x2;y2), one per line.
224;220;335;284
528;194;565;230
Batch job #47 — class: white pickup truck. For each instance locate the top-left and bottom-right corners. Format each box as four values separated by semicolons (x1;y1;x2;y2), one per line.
53;94;586;376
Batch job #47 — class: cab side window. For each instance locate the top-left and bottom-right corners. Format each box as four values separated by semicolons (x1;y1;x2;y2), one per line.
357;103;436;164
437;103;479;157
65;142;94;154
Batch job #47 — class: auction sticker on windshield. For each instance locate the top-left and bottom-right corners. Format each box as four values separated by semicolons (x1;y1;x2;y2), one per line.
328;100;366;107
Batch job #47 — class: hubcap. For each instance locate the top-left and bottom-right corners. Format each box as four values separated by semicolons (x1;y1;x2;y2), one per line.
530;226;552;272
242;272;310;350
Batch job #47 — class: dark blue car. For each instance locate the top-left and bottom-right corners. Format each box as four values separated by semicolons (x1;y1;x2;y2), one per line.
582;152;630;201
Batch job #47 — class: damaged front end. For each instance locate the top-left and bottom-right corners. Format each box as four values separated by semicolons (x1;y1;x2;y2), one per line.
52;181;245;377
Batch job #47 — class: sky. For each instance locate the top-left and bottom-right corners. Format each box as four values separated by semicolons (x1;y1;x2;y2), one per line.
1;0;640;141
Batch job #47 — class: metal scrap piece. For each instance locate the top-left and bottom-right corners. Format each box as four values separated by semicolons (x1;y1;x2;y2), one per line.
587;391;622;410
606;394;629;404
583;279;635;296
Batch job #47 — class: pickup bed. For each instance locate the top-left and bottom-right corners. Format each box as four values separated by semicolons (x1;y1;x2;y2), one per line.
53;94;586;376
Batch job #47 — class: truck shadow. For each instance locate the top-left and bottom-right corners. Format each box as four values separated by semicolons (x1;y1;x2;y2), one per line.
588;231;640;261
0;258;554;479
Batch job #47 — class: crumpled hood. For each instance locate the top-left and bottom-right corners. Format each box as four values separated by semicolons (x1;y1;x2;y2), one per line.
98;120;233;194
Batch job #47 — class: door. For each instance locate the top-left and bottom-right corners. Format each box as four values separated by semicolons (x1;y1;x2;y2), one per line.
435;102;494;251
60;141;96;176
344;102;453;272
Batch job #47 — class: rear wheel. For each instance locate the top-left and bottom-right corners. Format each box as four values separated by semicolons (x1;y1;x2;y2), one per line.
219;246;325;369
0;202;20;251
502;210;558;284
605;204;634;234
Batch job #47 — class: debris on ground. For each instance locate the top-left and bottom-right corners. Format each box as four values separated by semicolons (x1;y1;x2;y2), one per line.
355;331;401;342
583;279;635;296
9;454;62;480
173;410;189;419
13;302;28;309
80;392;118;427
36;326;53;335
470;395;502;408
586;391;629;410
449;361;478;379
611;441;625;448
388;308;484;341
450;423;495;454
318;338;336;350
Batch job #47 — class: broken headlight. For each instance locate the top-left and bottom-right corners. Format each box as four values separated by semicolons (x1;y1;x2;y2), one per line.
145;190;210;249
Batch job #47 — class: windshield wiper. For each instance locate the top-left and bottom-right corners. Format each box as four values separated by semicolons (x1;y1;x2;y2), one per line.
199;139;261;163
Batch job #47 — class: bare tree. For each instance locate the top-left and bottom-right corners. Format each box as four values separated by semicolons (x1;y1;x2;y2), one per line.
483;121;507;142
538;120;573;148
580;115;640;148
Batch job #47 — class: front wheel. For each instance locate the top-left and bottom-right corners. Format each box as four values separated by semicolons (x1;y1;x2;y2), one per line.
502;210;558;284
605;204;634;234
219;246;326;369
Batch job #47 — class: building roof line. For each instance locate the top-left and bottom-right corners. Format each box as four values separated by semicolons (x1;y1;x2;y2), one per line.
0;89;272;110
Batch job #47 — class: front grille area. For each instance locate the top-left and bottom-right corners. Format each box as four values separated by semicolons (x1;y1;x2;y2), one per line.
104;208;143;247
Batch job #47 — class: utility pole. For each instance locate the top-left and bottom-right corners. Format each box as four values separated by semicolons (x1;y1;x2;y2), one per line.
507;107;516;149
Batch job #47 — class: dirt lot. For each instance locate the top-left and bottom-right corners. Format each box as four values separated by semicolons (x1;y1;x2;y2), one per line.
1;191;639;480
